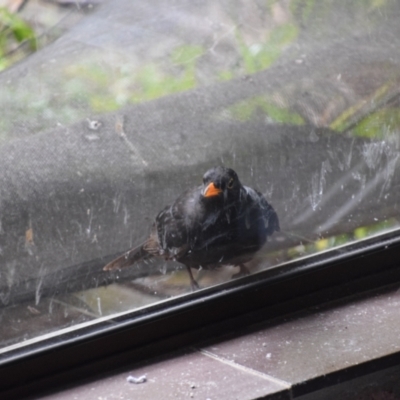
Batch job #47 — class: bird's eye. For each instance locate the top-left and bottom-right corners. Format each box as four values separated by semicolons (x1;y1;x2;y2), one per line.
227;178;234;189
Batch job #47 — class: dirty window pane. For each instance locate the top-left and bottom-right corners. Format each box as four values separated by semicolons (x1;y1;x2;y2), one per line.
0;0;399;351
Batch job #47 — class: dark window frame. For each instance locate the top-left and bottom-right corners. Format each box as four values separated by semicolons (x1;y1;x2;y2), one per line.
1;228;400;398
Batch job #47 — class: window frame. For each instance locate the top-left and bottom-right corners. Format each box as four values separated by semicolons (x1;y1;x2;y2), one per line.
1;228;400;398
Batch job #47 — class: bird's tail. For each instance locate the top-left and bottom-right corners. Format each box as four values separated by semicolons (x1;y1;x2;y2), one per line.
103;243;149;271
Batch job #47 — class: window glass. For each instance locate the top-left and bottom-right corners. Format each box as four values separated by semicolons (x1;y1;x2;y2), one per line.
0;0;399;351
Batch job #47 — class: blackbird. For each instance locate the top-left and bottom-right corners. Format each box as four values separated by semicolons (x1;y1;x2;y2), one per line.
104;166;279;289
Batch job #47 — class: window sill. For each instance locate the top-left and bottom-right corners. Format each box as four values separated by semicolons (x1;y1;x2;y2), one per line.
38;282;400;400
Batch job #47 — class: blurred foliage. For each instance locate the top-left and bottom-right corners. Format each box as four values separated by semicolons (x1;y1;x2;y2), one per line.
0;0;397;142
0;7;37;71
63;44;205;113
61;22;299;116
286;218;398;261
60;19;300;125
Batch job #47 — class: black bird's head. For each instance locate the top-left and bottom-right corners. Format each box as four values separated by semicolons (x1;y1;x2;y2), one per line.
202;166;241;201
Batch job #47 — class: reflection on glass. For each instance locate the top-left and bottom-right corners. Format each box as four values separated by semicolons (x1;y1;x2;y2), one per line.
0;0;399;352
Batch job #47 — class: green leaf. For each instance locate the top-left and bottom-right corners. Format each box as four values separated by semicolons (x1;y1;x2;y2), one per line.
0;7;37;51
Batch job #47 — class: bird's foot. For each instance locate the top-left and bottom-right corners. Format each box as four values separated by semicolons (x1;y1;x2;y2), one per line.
231;264;250;279
186;265;200;291
190;279;200;291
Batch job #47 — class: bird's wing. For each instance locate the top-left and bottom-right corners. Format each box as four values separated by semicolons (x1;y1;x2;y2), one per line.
103;187;205;271
158;187;203;247
146;186;212;264
259;194;280;235
243;187;280;235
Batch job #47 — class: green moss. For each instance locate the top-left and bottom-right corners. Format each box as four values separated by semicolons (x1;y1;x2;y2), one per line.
354;219;397;239
260;100;304;124
171;45;204;66
227;96;304;125
286;217;397;262
90;96;120;113
0;7;37;71
218;70;234;81
352;108;400;138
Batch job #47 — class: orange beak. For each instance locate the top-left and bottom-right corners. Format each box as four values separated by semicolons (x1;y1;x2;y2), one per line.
203;182;222;197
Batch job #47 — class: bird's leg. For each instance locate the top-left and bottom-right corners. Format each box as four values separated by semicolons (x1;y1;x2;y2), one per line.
231;264;250;279
185;265;200;291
